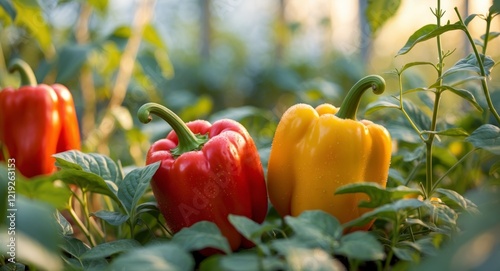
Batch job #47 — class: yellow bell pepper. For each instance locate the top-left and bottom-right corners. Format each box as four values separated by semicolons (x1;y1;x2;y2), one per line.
267;75;391;231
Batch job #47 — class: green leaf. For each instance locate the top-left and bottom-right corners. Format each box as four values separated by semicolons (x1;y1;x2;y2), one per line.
393;245;419;261
422;200;459;229
464;14;478;26
143;24;167;49
0;196;63;270
343;199;425;228
81;239;141;260
200;253;285;271
490;160;500;176
227;215;260;239
449;75;486;87
410;189;500;271
442;53;495;77
481;31;500;42
117;162;160;215
108;243;194;271
397;23;465;55
55;211;73;236
60;236;110;270
55;45;93;83
228;214;277;252
88;0;108;14
403;87;431;95
365;99;400;115
435;188;478;213
135;202;161;217
414;235;445;256
0;165;7;222
284;210;342;252
400;61;437;73
60;236;90;259
490;0;500;15
0;262;26;270
403;99;431;131
466;124;500;155
405;218;442;233
439;85;483;112
335;183;423;208
92;210;129;226
366;0;402;33
15;197;60;253
55;169;121;203
138;49;174;84
54;150;122;183
171;221;231;254
336;231;385;261
386;122;422;143
403;145;425;162
474;38;484;48
421;128;470;137
0;0;17;21
12;0;51;52
17;175;72;209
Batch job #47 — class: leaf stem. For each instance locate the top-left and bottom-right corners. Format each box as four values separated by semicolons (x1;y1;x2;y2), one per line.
397;73;425;141
384;216;400;271
404;159;423;186
454;7;500;124
431;148;478;192
69;195;96;246
482;13;492;56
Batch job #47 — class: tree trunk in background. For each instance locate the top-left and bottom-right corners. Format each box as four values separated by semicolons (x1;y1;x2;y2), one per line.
200;0;211;60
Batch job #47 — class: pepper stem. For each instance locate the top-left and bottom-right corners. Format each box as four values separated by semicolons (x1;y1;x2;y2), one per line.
8;59;37;87
335;75;386;120
138;102;208;157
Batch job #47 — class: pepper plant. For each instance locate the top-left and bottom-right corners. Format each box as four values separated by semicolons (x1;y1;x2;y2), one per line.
1;1;500;271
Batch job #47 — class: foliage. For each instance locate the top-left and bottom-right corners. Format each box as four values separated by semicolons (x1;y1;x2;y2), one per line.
1;0;500;270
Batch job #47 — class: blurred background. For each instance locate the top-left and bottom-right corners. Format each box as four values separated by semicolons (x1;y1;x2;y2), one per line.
0;0;498;168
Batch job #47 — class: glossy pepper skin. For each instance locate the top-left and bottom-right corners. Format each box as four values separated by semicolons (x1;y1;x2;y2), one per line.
138;103;268;251
0;59;81;178
267;75;391;231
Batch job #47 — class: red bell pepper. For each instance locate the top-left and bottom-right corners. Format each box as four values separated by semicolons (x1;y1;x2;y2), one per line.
138;102;268;251
0;59;81;177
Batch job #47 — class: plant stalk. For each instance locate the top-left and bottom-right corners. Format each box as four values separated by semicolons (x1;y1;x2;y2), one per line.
454;8;500;124
425;0;444;198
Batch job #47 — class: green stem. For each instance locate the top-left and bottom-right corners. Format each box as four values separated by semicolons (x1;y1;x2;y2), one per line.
454;8;500;124
425;89;442;197
404;159;423;186
384;216;400;271
335;75;386;120
7;58;37;86
425;0;444;198
84;193;105;242
397;73;425;141
482;13;492;56
431;148;478;192
137;102;208;157
68;196;96;247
